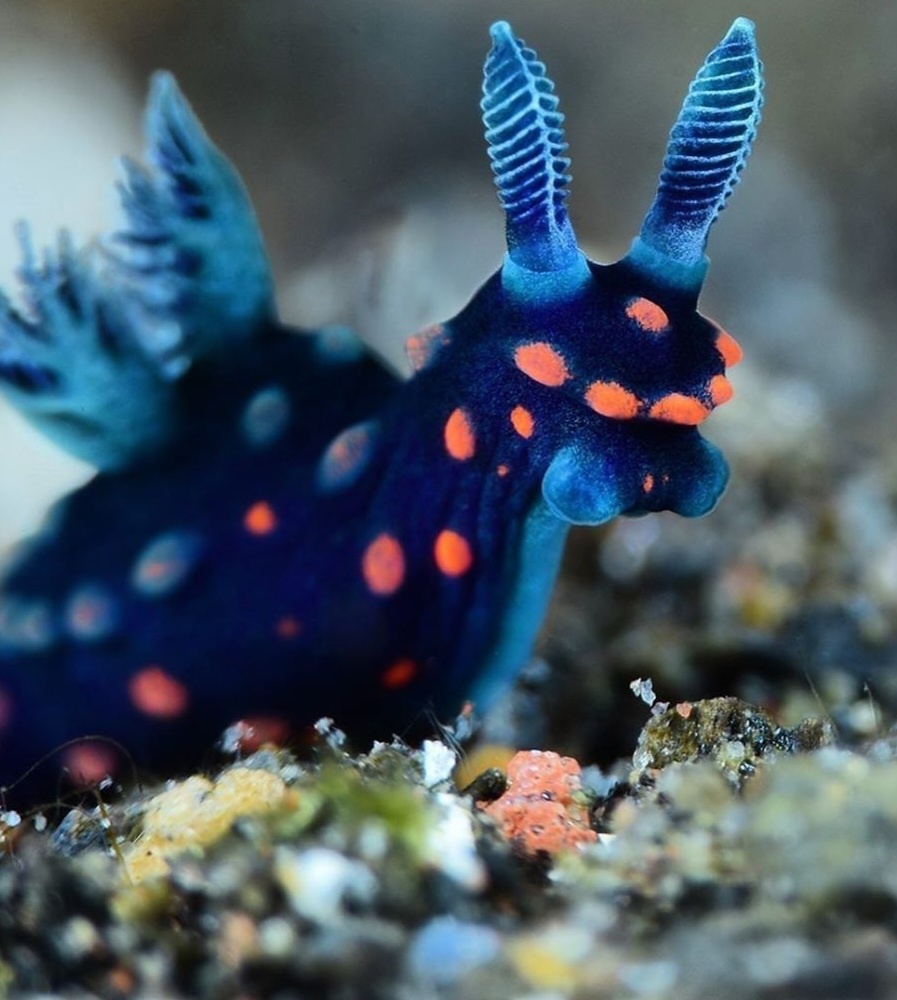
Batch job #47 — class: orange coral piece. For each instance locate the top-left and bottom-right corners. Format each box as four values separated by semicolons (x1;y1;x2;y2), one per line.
480;749;596;857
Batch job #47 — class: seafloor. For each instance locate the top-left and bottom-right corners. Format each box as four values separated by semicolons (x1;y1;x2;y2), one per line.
3;2;897;997
4;373;897;1000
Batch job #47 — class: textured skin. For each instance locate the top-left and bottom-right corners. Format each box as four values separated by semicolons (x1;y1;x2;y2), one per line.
0;20;762;804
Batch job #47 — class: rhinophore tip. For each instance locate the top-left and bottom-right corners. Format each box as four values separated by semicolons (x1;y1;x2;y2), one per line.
634;16;763;276
482;20;587;284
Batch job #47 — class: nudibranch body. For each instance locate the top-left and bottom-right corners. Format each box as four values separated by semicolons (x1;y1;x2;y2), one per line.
0;19;762;801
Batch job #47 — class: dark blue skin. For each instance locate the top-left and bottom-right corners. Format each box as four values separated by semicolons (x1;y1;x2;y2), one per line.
0;20;762;803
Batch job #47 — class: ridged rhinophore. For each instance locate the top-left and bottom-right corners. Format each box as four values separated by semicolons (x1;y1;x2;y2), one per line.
481;21;580;273
640;17;763;265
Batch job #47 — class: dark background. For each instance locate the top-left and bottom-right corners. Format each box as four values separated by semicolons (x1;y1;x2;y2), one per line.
0;0;894;554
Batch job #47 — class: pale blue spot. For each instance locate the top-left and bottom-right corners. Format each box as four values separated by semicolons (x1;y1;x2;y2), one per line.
317;420;378;492
407;916;500;986
63;584;119;642
0;596;57;652
314;324;366;364
131;530;204;597
241;384;291;447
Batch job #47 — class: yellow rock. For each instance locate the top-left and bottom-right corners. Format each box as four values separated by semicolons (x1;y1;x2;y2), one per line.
122;767;292;883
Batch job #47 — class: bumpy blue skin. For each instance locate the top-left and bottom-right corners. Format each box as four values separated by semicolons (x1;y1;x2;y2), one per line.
0;19;762;803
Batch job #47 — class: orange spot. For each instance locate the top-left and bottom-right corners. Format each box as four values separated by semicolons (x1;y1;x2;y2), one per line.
642;473;655;493
362;533;405;595
381;658;418;690
106;968;136;996
584;381;640;419
496;464;510;477
231;716;289;752
405;323;450;372
626;297;669;333
649;393;710;425
715;328;743;367
275;616;302;640
709;374;734;406
129;666;189;719
510;405;534;439
444;408;476;460
513;342;570;387
244;501;278;536
434;530;473;577
63;743;119;787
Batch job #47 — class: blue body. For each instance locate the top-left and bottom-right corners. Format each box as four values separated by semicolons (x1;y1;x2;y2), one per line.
0;20;762;802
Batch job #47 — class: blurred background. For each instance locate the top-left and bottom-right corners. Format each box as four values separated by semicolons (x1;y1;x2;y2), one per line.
0;0;894;557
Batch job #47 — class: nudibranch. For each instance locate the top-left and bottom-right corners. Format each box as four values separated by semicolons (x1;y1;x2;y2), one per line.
0;19;762;801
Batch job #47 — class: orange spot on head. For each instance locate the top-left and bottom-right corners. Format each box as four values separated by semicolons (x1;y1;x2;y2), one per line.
275;616;302;640
584;381;641;420
642;473;655;494
715;328;743;367
513;342;570;387
649;393;710;425
709;374;734;406
244;501;278;536
626;297;669;333
362;533;406;595
510;405;535;439
381;658;418;690
434;529;473;577
63;743;119;788
129;666;189;719
444;408;476;460
496;464;510;477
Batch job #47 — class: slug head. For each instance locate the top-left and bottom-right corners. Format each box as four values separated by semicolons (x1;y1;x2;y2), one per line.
414;18;760;525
